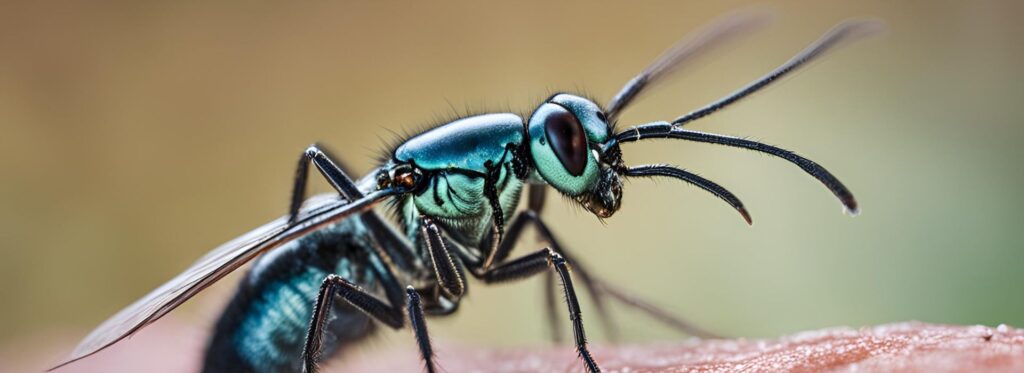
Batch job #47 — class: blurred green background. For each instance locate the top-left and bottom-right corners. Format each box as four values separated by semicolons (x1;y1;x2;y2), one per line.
2;0;1023;369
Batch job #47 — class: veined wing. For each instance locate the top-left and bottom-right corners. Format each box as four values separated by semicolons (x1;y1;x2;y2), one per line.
52;182;400;370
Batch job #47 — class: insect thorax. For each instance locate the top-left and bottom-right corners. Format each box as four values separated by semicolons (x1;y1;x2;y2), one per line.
396;158;524;249
391;113;528;249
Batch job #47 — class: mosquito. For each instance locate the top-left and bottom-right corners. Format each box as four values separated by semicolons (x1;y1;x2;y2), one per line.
53;11;879;373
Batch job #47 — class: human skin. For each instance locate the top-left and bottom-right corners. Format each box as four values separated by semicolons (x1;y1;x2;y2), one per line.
15;321;1023;372
344;322;1024;372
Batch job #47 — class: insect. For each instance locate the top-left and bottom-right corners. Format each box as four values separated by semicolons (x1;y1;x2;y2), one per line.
53;11;878;373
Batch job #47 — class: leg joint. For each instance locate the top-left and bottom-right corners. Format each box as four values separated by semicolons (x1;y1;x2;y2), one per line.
304;144;322;159
405;286;420;302
546;248;564;265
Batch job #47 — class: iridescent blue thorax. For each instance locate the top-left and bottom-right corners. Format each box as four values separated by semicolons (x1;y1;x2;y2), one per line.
394;113;524;175
391;113;527;247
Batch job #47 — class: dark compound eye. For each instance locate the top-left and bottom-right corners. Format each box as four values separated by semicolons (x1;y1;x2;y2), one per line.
543;107;588;176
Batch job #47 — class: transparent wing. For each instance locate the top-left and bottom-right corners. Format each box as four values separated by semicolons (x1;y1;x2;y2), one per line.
605;8;772;121
52;185;398;370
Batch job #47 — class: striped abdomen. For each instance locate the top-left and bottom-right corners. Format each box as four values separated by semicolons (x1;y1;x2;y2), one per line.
203;219;382;373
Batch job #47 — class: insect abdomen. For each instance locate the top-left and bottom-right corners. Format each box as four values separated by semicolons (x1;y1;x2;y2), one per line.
203;220;380;373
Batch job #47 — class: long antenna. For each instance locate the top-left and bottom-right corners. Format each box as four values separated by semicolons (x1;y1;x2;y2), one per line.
624;164;752;224
672;19;885;126
615;123;858;214
605;9;773;121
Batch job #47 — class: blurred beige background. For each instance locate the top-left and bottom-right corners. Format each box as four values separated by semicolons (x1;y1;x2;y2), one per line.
2;0;1023;371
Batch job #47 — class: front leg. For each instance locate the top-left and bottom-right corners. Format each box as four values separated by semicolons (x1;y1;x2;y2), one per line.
480;248;602;373
420;216;467;299
404;286;437;373
490;210;617;342
498;185;719;339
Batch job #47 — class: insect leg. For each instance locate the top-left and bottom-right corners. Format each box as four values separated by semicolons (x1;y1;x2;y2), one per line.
486;210;615;342
489;184;615;341
405;286;438;373
479;248;602;373
420;216;467;299
509;185;719;338
301;274;404;373
370;220;443;372
525;184;569;344
289;144;363;223
482;184;613;341
523;210;720;339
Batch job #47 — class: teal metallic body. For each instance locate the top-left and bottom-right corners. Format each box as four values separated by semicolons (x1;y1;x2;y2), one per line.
395;113;524;175
393;113;527;247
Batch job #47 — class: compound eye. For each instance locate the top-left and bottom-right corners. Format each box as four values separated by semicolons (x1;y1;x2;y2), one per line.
543;107;588;176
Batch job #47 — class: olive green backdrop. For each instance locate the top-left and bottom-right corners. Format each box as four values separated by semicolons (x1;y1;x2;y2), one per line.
1;0;1022;367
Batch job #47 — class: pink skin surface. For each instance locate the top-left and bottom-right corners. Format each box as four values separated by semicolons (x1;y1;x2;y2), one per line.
10;321;1023;373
